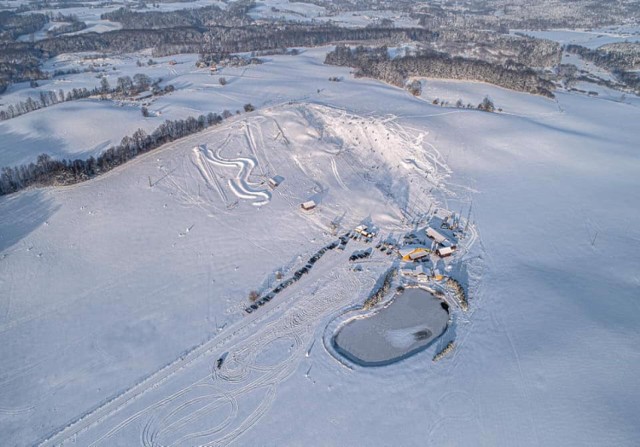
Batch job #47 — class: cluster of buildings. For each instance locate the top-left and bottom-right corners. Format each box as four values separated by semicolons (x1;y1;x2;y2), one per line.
397;208;462;283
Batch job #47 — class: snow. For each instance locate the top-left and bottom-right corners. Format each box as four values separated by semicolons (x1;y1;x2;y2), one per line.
0;99;160;167
12;0;228;41
515;26;640;49
247;0;419;27
1;44;640;447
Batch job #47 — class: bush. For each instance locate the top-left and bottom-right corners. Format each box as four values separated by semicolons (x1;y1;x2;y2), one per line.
243;103;255;112
407;79;422;96
478;96;495;112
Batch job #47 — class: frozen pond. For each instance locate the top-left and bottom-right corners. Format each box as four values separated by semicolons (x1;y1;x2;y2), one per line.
333;288;449;366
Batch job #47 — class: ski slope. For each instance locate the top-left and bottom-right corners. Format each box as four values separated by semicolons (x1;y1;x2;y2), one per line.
1;46;640;447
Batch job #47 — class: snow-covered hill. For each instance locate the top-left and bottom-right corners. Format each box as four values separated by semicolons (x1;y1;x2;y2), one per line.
1;48;639;446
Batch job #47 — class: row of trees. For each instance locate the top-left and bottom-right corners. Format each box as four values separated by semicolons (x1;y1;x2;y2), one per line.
325;45;555;98
0;73;170;121
0;87;92;120
0;111;231;195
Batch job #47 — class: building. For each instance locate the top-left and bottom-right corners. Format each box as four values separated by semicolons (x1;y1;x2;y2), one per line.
301;200;316;211
436;246;454;257
400;267;415;277
409;250;429;261
268;175;284;188
426;227;448;245
400;264;430;281
401;247;430;262
135;91;153;101
434;208;453;220
354;225;375;238
415;265;429;281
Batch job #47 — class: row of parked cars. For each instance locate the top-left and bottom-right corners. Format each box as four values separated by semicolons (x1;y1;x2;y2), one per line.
349;248;373;262
244;235;350;314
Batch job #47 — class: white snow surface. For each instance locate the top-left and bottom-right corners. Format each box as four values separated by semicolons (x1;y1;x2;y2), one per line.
0;47;639;447
515;26;640;49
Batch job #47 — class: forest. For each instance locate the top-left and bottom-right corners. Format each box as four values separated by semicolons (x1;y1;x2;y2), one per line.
565;43;640;71
325;44;556;97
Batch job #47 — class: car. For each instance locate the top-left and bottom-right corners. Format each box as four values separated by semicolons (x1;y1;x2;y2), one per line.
245;307;253;313
250;304;259;310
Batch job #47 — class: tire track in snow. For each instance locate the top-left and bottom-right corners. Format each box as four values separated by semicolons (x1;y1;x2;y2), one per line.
192;146;229;205
331;157;349;191
201;146;271;207
67;250;352;447
107;256;356;447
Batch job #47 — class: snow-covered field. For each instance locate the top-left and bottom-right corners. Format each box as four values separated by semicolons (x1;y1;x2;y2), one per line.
0;48;395;167
1;45;640;447
516;25;640;49
11;0;229;41
248;0;419;27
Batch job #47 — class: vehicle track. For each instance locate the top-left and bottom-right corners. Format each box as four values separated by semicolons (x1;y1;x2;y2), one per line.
202;146;271;206
331;157;349;191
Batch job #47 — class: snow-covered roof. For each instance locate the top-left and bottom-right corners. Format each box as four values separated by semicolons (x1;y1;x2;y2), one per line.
426;227;448;244
301;200;316;209
434;208;453;220
437;246;454;256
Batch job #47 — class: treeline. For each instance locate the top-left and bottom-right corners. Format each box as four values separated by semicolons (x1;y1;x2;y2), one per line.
0;11;48;42
46;21;87;38
0;111;229;195
565;43;640;71
0;73;167;121
101;0;255;29
325;45;555;98
0;36;49;93
0;23;439;90
416;0;640;31
0;87;92;120
199;25;437;55
33;24;437;56
613;70;640;93
437;30;561;68
101;5;221;29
